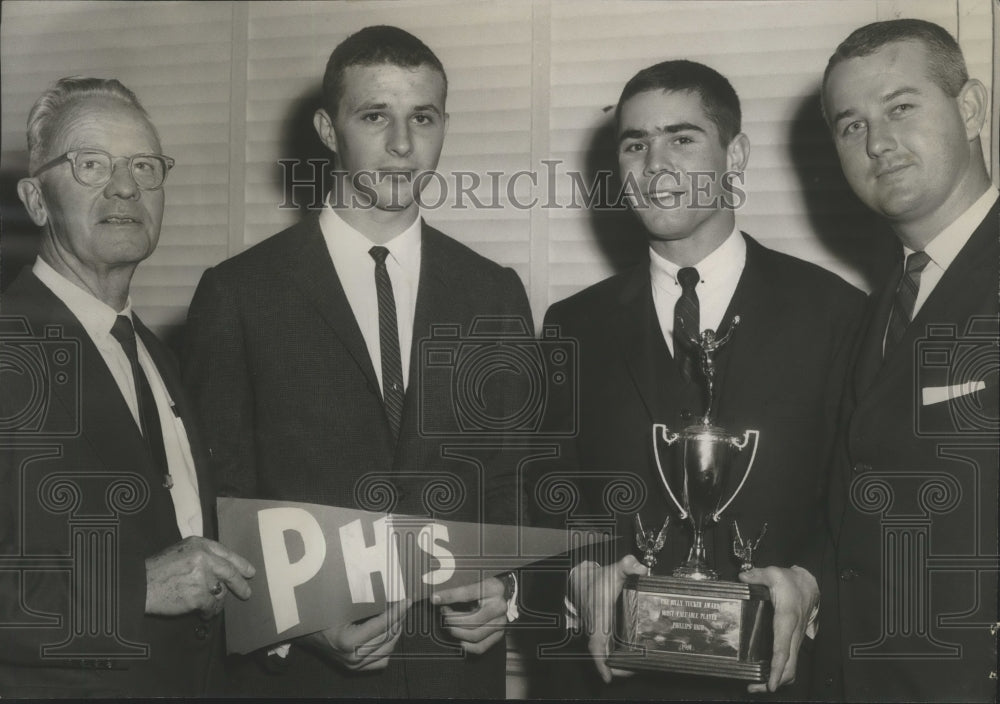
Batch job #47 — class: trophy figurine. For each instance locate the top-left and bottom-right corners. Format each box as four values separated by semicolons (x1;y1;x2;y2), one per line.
608;316;773;682
634;514;671;570
733;520;768;573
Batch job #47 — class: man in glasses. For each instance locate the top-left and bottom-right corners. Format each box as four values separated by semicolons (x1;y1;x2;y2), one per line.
0;77;255;697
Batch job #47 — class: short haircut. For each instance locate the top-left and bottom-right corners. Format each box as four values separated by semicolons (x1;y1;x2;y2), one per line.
821;19;969;122
26;76;155;174
615;59;742;147
321;25;447;116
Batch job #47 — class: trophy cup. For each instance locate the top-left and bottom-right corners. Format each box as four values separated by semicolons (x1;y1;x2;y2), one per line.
608;317;774;682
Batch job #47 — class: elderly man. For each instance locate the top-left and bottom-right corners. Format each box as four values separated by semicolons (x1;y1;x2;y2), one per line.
183;26;530;698
0;77;255;697
817;19;998;702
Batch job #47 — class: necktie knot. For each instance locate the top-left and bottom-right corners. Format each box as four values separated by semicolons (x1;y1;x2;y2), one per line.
110;315;137;348
369;245;390;266
905;250;930;275
678;267;700;291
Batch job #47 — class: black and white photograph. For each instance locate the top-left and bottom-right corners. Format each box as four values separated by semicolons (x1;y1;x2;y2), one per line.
0;0;996;700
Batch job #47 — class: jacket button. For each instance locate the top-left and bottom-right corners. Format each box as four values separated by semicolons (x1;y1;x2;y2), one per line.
840;568;859;581
680;409;693;421
852;462;871;473
824;677;834;687
195;624;209;640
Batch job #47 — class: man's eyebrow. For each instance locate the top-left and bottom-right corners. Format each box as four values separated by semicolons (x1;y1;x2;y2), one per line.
882;87;921;103
832;107;855;125
352;101;443;116
618;122;705;143
412;104;443;115
833;87;921;125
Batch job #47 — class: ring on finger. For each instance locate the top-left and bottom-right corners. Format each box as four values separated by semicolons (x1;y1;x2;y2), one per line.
210;581;225;597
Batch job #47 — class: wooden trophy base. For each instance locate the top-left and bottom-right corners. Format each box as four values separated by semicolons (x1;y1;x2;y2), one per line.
607;574;773;682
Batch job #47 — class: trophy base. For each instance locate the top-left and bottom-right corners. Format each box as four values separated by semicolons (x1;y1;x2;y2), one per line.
608;575;773;683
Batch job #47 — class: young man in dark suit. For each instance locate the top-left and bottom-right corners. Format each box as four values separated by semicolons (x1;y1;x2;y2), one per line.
535;60;865;700
0;77;255;697
183;26;530;698
816;19;998;701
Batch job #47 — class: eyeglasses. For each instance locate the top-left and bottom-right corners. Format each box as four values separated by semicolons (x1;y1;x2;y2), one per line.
32;148;175;190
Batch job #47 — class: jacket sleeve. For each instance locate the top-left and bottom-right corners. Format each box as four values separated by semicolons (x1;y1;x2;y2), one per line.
182;267;259;500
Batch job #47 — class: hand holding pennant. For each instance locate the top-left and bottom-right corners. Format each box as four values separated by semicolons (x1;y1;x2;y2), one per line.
217;497;611;654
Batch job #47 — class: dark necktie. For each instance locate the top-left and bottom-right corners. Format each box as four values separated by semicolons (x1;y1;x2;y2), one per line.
884;251;931;358
674;267;701;380
369;246;405;442
110;315;172;489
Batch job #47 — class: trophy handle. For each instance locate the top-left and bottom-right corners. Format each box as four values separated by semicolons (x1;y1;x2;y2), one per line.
712;429;760;522
651;423;688;520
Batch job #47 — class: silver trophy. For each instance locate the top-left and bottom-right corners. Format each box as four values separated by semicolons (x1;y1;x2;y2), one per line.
610;316;772;682
652;316;760;580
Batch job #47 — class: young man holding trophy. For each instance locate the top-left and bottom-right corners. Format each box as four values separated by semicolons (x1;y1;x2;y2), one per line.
536;60;865;699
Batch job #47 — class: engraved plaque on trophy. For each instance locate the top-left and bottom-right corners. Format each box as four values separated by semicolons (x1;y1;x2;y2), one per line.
608;317;774;682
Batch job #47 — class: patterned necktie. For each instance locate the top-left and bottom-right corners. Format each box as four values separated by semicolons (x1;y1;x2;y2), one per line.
884;251;931;358
674;267;701;381
369;246;405;442
109;315;172;489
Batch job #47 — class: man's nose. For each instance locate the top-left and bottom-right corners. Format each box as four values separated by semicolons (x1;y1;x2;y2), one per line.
103;159;141;200
644;142;673;176
387;122;412;157
866;119;898;159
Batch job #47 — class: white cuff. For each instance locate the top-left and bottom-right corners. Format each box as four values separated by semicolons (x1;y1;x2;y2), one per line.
506;572;520;622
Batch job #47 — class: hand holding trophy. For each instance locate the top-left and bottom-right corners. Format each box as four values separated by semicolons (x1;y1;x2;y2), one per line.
608;317;774;682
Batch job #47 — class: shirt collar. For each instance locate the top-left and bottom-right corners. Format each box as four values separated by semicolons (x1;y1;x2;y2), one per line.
32;257;133;341
320;204;423;277
649;223;746;290
906;187;999;269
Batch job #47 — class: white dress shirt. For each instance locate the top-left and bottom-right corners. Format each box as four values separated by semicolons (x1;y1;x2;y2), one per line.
33;258;203;538
649;224;747;354
319;205;422;393
907;187;999;316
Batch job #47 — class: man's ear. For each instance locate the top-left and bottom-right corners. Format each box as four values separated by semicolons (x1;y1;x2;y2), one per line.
16;178;48;227
956;78;988;141
726;132;751;173
313;108;338;154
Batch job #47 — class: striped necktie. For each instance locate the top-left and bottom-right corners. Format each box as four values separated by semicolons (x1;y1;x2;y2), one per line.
369;246;405;442
884;251;930;358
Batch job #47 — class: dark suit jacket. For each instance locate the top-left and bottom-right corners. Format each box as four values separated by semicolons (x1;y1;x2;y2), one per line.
815;202;999;702
0;268;223;698
529;234;865;700
182;214;533;698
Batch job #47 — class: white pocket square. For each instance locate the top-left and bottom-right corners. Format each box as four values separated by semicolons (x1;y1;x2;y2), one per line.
921;381;986;406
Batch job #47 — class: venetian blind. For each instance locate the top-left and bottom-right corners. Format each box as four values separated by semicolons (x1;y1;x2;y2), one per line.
0;0;235;339
546;0;995;306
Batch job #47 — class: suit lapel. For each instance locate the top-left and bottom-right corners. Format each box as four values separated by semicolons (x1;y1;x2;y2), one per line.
618;267;675;424
285;214;380;393
8;272;164;500
859;200;999;398
853;265;899;398
711;235;774;412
